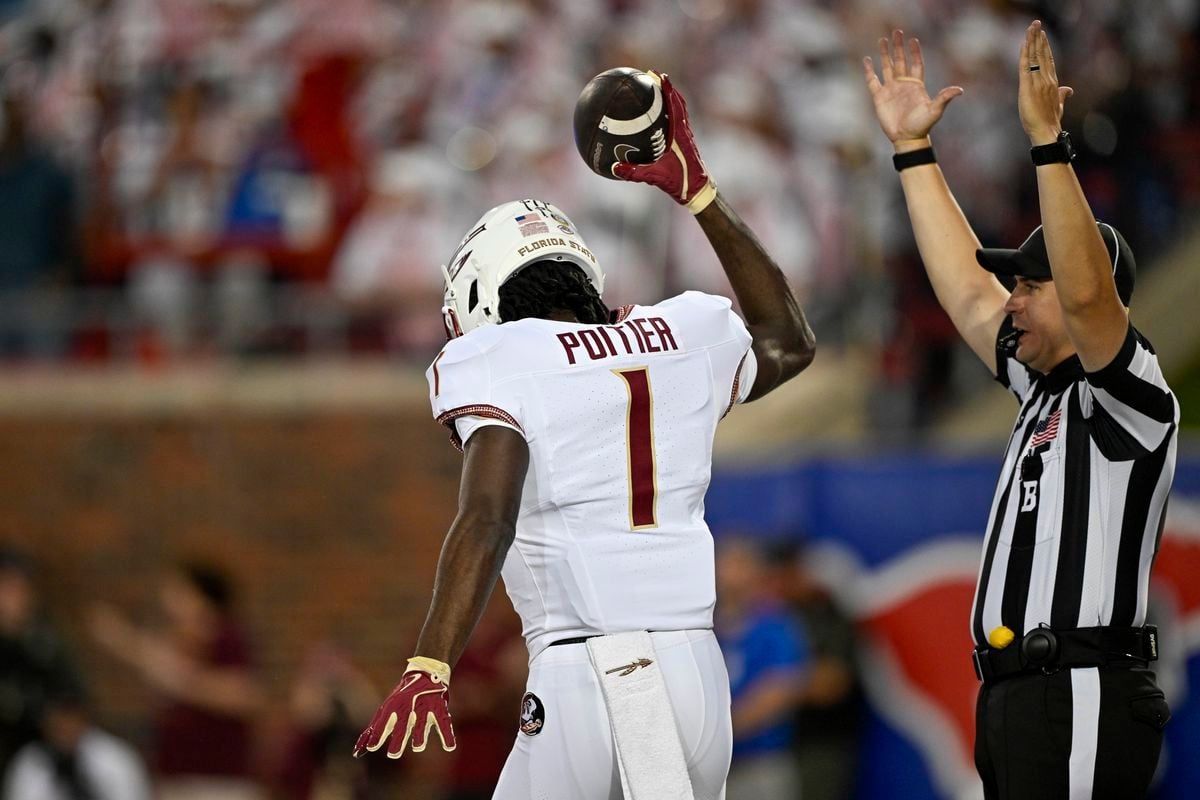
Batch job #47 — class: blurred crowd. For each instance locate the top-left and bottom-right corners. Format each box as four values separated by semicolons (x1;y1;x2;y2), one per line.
1;536;859;800
0;0;1198;420
715;537;863;800
0;545;527;800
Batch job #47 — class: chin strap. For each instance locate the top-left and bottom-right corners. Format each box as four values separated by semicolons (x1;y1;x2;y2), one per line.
440;262;463;339
441;307;463;339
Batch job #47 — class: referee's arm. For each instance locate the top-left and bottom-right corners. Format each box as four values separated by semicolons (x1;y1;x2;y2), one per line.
1020;23;1128;373
864;31;1009;373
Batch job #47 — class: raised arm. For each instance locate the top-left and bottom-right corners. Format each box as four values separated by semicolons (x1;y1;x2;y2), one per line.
693;194;815;400
612;73;816;400
864;31;1010;372
1018;21;1127;372
354;424;528;760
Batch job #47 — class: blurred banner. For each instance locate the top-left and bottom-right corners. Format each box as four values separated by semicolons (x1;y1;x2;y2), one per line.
708;452;1200;800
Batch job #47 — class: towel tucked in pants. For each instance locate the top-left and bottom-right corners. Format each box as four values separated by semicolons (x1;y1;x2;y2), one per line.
493;630;731;800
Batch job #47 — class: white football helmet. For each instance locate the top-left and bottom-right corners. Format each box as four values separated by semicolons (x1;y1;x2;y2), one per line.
440;199;604;338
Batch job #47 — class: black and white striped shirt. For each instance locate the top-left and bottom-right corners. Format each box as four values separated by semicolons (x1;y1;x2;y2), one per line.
971;320;1179;646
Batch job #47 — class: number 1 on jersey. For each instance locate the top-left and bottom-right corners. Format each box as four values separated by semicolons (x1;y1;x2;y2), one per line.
614;368;658;530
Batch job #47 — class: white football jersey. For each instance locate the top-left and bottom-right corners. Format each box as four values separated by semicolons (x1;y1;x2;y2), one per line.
427;291;757;658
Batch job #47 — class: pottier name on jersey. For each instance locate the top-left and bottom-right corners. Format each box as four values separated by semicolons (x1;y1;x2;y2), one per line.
557;317;679;365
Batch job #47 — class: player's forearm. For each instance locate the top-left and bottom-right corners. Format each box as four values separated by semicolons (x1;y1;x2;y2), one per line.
413;515;516;668
695;192;815;382
1035;164;1120;312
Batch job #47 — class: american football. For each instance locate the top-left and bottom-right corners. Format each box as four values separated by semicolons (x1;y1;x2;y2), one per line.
573;67;670;179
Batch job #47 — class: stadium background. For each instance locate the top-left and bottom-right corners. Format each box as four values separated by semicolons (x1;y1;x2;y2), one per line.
1;0;1198;798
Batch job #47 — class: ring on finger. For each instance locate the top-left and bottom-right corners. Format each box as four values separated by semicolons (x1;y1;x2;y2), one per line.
895;76;925;84
1027;64;1040;72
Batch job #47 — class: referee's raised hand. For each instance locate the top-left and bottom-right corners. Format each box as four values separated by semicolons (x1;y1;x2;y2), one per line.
1018;20;1074;146
863;29;963;145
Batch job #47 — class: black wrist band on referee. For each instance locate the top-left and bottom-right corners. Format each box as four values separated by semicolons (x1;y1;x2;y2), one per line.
893;147;936;172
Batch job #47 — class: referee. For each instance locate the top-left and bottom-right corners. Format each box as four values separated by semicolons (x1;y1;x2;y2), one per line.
864;22;1178;800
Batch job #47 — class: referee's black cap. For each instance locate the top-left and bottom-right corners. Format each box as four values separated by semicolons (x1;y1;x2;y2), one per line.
976;222;1136;305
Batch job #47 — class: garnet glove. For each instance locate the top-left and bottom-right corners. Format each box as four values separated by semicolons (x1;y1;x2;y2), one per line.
353;656;456;759
612;72;717;214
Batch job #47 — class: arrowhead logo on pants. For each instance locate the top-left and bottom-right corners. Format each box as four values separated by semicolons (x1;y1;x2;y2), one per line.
604;658;654;677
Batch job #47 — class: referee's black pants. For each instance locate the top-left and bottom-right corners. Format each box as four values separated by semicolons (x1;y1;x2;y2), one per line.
974;666;1168;799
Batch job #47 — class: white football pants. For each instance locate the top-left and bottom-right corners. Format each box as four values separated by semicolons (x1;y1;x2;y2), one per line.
492;629;731;800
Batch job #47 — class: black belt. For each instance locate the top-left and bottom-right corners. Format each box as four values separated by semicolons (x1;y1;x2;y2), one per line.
548;629;707;647
972;625;1158;683
549;635;599;647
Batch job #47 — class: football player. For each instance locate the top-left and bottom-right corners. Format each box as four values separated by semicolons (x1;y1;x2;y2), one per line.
354;73;816;800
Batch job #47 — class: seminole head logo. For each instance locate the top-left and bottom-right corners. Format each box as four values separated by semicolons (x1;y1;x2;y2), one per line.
519;692;545;736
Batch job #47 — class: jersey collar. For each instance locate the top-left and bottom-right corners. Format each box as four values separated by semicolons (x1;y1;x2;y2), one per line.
1038;354;1085;394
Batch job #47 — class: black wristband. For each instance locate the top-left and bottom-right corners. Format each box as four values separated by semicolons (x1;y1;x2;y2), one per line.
893;147;936;172
1030;131;1076;166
